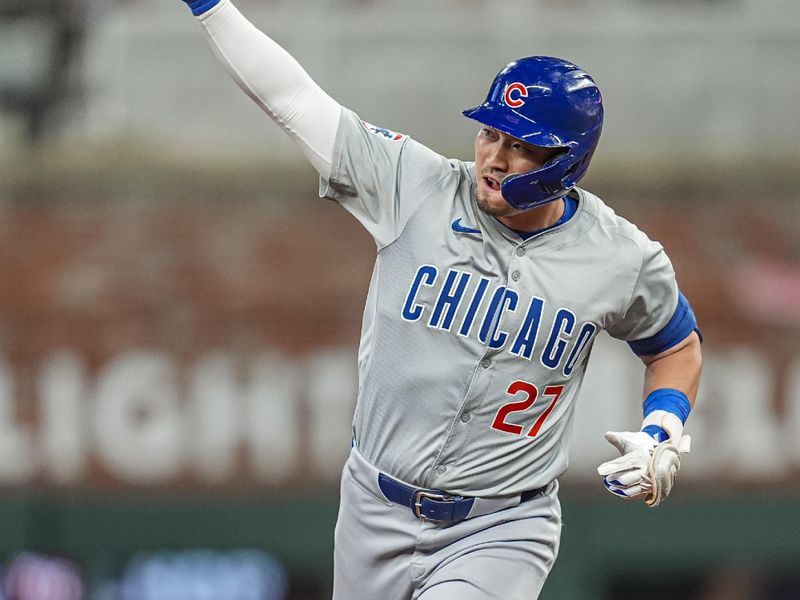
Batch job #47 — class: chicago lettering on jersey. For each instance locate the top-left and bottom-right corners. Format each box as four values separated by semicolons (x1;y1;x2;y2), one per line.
401;264;598;376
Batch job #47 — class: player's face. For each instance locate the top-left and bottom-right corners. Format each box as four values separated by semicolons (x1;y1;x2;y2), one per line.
473;127;561;219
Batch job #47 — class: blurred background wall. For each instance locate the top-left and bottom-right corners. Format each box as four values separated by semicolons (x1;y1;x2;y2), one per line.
1;0;799;599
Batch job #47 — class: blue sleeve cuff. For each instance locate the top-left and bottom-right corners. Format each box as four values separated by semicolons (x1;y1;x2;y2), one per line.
183;0;221;16
627;290;703;356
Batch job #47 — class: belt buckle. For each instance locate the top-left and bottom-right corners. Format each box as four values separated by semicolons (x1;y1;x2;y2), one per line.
413;489;452;522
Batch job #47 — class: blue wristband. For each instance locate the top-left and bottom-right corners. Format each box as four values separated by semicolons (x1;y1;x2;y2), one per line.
641;388;691;442
183;0;221;16
643;388;691;422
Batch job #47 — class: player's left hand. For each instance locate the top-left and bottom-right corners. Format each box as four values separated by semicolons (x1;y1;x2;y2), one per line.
597;431;690;507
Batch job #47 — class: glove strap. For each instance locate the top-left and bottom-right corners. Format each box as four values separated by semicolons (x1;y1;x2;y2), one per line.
641;388;691;442
183;0;222;17
642;424;669;443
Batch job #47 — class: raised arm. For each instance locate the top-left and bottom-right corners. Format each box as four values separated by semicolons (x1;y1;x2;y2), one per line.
181;0;343;179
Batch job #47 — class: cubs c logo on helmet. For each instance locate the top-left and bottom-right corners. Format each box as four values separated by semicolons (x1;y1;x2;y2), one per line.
504;82;528;108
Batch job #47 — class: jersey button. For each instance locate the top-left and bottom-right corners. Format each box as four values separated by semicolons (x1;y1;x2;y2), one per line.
516;247;526;257
480;358;491;368
436;465;447;475
511;270;521;282
460;412;471;423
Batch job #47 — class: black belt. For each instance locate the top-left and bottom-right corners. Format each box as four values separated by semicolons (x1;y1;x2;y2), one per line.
378;473;547;523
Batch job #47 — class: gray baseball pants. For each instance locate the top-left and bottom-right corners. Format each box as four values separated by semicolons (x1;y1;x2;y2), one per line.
332;447;562;600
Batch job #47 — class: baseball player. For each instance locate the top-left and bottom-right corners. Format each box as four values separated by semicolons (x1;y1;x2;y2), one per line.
177;1;703;598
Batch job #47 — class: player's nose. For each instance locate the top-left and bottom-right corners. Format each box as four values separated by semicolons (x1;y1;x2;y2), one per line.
483;142;509;172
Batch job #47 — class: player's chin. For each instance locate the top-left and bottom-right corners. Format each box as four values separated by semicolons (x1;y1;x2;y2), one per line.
475;190;516;218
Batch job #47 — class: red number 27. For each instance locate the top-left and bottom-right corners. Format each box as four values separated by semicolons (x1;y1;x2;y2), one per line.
490;381;565;438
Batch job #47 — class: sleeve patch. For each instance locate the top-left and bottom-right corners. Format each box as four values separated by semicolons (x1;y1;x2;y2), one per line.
361;120;406;141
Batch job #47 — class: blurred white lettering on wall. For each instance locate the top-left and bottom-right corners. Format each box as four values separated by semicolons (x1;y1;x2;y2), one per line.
0;340;797;488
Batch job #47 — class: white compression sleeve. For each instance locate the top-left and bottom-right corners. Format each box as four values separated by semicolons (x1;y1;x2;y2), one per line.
196;0;342;179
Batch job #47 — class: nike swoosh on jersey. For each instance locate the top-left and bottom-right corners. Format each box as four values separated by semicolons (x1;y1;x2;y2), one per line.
451;218;482;235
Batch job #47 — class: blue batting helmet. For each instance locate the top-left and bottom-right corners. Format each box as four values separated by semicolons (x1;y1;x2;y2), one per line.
462;56;603;211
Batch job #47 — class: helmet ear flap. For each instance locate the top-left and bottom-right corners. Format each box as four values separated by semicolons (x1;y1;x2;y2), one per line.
500;161;569;210
563;161;580;180
563;145;598;187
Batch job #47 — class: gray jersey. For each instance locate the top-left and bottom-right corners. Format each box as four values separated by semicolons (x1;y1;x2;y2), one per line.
321;109;678;497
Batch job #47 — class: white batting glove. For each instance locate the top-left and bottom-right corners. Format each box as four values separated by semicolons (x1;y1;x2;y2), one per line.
597;427;691;507
645;433;691;507
599;388;694;507
597;431;658;501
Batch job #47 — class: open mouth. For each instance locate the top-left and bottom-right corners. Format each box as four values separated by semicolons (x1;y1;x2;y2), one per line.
483;177;501;192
